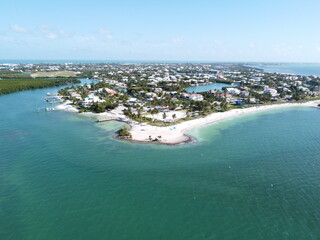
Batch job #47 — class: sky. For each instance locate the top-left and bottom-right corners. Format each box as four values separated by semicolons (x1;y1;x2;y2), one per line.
1;0;320;62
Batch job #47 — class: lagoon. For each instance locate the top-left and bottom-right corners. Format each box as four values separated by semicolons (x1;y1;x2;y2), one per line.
186;82;232;93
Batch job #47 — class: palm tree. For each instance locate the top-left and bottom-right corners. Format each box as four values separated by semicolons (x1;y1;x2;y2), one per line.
162;112;167;120
137;107;142;119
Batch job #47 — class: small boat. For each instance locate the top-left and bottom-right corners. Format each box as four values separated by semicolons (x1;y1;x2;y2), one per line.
45;107;55;112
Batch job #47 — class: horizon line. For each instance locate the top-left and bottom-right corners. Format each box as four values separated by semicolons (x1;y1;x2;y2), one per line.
1;59;320;64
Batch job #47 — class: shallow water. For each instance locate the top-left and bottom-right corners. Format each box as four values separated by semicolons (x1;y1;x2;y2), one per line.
1;84;320;239
186;83;232;93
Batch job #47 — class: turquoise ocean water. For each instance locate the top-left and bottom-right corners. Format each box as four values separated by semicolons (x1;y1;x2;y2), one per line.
248;63;320;76
1;75;320;239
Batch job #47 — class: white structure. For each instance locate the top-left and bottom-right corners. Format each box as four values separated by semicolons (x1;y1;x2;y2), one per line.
227;88;241;95
264;88;278;97
81;94;105;108
297;86;310;92
189;94;204;101
127;98;137;105
70;92;82;100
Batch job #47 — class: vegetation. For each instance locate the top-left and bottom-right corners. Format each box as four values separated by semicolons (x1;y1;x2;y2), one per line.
30;71;76;78
0;78;80;95
48;62;320;128
117;126;132;138
90;101;118;113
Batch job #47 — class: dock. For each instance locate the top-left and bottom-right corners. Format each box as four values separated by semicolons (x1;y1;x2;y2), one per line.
96;118;117;122
96;117;128;123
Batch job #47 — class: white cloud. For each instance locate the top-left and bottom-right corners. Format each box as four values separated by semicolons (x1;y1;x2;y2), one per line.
271;44;291;56
59;30;72;37
99;28;114;40
74;35;96;41
11;24;29;33
249;42;256;48
172;38;182;44
0;36;16;42
146;40;165;48
46;32;58;39
40;24;58;39
40;24;51;32
213;40;222;46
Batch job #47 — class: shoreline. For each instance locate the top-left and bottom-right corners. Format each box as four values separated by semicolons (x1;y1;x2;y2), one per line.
56;100;320;146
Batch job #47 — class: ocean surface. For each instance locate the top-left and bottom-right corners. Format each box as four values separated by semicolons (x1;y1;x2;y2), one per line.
248;63;320;76
1;78;320;239
0;59;235;64
186;83;232;93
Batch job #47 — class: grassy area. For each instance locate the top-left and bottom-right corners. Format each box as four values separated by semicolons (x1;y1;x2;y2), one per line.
30;71;76;78
0;72;32;79
0;78;80;95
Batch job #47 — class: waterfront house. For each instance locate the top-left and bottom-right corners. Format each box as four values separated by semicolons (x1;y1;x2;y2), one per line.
81;94;105;108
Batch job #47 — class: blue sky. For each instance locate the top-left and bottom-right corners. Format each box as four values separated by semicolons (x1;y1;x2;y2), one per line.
1;0;320;62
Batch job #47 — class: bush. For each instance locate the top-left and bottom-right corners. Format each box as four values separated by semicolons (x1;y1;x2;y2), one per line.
117;127;132;138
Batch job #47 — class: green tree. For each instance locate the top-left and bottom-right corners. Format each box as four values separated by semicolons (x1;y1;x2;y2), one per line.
172;113;176;120
162;112;167;120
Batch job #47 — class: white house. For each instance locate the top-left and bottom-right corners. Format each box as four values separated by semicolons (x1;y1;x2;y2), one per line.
81;94;105;108
127;98;138;105
70;92;82;100
189;94;204;101
227;88;241;95
264;88;278;96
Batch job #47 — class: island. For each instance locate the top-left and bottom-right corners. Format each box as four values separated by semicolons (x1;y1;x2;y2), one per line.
32;62;318;145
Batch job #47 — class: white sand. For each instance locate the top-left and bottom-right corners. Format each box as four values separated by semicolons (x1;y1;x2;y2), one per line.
128;101;320;145
55;101;79;112
145;110;186;121
56;100;319;145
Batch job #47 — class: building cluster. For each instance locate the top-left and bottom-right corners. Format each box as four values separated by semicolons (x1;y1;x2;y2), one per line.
2;62;319;121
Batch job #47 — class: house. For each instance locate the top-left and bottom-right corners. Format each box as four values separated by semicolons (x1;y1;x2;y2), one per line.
127;98;137;105
106;89;117;95
264;88;278;97
154;88;163;93
81;94;105;108
146;92;157;98
297;86;310;92
180;93;190;98
97;88;117;95
239;91;250;98
235;100;245;105
227;88;241;95
249;98;257;104
189;94;204;101
70;92;82;100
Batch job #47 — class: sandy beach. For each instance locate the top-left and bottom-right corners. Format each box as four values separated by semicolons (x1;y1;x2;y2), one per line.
57;100;319;145
127;100;320;145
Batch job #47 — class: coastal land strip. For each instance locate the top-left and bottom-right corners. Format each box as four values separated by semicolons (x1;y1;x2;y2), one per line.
56;100;320;146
